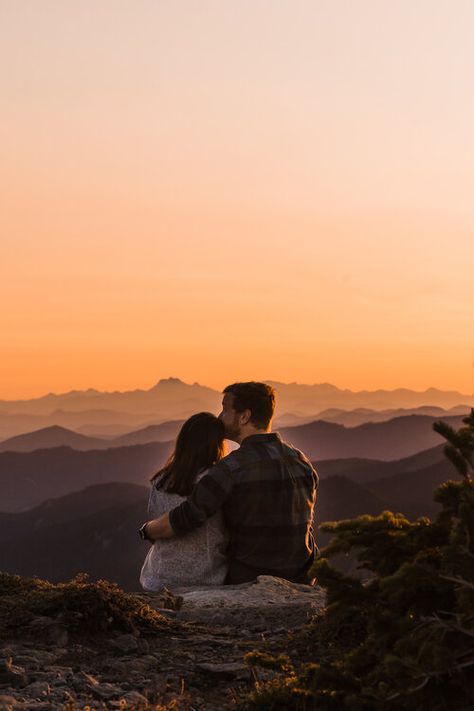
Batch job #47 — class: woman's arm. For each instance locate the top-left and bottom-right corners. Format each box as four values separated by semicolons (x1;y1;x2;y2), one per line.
142;512;174;541
143;460;233;540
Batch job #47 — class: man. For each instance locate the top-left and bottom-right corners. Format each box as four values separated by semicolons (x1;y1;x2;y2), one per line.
142;381;318;584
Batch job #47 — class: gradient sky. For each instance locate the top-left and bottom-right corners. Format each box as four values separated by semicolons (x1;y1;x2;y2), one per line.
1;1;473;399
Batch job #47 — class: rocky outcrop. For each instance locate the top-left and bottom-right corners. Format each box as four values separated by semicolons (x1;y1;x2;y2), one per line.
0;577;325;709
172;574;325;628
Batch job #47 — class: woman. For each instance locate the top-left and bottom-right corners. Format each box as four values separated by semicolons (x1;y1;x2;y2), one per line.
140;412;228;590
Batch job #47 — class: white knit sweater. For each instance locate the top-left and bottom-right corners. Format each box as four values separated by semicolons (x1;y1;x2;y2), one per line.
139;469;229;591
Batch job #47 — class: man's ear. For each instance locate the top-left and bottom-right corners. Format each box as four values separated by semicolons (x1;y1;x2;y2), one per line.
239;409;252;426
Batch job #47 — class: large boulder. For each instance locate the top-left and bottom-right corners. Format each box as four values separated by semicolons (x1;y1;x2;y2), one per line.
140;576;326;630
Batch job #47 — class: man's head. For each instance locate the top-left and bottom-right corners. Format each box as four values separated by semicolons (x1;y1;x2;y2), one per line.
219;382;276;443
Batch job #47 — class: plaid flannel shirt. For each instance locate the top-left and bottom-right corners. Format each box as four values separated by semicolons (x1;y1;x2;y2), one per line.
169;432;318;582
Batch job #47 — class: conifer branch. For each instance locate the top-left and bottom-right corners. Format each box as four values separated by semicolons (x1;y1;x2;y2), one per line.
439;574;474;591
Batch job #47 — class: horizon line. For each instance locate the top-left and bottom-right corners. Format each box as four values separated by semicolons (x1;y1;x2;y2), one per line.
0;376;472;403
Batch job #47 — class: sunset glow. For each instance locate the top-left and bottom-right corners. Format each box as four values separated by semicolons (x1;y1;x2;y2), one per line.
1;1;473;399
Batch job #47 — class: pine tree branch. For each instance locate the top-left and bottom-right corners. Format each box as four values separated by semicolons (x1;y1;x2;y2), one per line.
439;574;474;591
385;659;474;702
385;676;430;701
420;617;474;639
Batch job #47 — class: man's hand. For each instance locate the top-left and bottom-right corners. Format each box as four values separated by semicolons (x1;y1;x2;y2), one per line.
145;513;175;541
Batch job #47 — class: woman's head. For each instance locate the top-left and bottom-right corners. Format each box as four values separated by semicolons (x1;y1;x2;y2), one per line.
154;412;226;496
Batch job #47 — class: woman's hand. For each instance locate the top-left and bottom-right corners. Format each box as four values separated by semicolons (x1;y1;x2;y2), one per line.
142;513;175;541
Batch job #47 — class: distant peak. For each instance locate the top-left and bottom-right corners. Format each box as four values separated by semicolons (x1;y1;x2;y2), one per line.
42;425;71;433
152;377;185;388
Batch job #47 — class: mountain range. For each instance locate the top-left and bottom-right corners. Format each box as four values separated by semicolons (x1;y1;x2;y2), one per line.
0;424;458;515
0;378;468;588
280;414;464;461
0;422;181;453
0;483;148;590
0;379;471;432
0;442;171;512
0;414;466;463
0;446;462;590
0;378;220;417
308;405;469;427
317;448;457;519
0;412;463;587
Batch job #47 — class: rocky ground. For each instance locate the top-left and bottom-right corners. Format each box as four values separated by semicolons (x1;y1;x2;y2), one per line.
0;577;326;710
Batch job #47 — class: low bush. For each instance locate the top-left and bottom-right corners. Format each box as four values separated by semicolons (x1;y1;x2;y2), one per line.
0;572;170;639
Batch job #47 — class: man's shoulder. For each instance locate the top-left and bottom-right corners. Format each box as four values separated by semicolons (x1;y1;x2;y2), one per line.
196;450;244;482
279;438;318;474
201;444;264;479
279;438;311;462
214;448;247;473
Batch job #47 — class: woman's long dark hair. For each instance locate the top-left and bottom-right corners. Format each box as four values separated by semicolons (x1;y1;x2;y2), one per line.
152;412;226;497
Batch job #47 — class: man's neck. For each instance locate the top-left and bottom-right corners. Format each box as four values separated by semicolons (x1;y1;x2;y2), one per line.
235;426;271;445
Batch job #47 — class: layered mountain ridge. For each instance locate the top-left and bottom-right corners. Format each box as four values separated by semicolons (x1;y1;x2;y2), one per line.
1;378;471;418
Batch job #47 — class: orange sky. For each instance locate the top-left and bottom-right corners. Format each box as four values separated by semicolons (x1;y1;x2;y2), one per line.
1;1;473;399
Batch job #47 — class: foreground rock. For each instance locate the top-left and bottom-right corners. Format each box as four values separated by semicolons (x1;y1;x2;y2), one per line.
171;574;325;628
0;576;325;710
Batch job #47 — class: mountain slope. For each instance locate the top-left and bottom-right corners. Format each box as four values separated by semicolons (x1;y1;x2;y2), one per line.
111;421;184;447
0;454;460;589
313;405;469;427
0;425;108;453
0;442;171;512
0;482;148;542
315;444;447;484
280;414;463;461
0;409;157;441
0;421;185;452
3;414;456;459
0;477;390;590
365;460;463;510
0;496;148;591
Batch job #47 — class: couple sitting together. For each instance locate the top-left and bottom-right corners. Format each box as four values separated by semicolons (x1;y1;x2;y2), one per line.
139;381;319;590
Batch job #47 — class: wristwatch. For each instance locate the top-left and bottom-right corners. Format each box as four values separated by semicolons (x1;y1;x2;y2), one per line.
138;522;150;541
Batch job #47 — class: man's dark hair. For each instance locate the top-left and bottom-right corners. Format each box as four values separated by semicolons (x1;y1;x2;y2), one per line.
223;382;276;429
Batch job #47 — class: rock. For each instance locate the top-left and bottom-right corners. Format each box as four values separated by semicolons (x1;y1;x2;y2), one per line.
137;637;150;654
152;607;177;618
176;576;325;607
100;660;129;676
195;662;251;680
111;634;138;653
52;689;76;705
26;618;68;647
120;690;149;705
23;681;51;699
0;659;28;689
0;576;326;711
124;656;158;674
13;651;57;668
89;682;124;700
153;575;327;629
70;672;94;692
133;588;183;611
